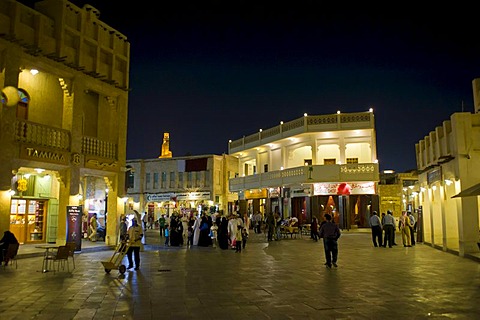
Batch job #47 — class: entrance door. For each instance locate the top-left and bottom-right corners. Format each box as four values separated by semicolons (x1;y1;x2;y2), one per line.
10;199;47;244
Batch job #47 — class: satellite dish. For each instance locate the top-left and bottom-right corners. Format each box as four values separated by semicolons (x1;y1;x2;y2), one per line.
1;86;20;107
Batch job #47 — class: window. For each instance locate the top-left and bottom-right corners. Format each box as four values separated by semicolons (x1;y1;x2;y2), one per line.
153;173;159;189
205;170;210;187
187;172;193;188
169;172;175;188
196;171;202;187
145;173;151;189
179;172;183;187
324;159;336;165
346;158;358;164
264;164;268;173
125;166;134;189
161;172;167;188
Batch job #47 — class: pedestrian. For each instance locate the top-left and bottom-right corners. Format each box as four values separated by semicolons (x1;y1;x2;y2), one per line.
158;214;166;237
382;210;396;248
0;231;19;262
118;215;128;252
187;226;193;247
164;224;170;246
369;211;383;247
241;225;248;249
318;213;341;268
142;212;148;230
210;221;218;248
400;211;413;247
408;211;416;246
89;213;98;242
235;225;243;253
265;212;275;241
311;217;319;242
127;218;143;270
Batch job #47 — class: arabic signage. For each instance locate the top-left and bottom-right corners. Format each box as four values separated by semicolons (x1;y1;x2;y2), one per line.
313;182;376;195
66;205;82;251
146;192;211;202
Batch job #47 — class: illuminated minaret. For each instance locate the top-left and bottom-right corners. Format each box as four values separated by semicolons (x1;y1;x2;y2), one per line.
159;133;173;158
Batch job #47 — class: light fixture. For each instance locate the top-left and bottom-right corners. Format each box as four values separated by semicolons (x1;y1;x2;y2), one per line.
259;129;262;132
304;113;308;117
34;168;45;174
280;121;283;125
228;140;232;143
30;69;39;76
337;110;341;114
369;108;373;112
432;185;437;191
444;179;453;186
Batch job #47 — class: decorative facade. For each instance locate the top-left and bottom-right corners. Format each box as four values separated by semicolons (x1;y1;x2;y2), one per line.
125;154;239;219
228;111;380;228
0;0;129;246
415;78;480;258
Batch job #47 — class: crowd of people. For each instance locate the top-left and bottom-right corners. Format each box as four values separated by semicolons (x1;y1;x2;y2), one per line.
119;208;415;272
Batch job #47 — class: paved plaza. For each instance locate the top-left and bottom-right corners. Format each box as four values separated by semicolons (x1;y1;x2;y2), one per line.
1;230;480;320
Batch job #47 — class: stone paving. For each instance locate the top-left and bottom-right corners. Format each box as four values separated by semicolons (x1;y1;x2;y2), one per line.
1;230;480;320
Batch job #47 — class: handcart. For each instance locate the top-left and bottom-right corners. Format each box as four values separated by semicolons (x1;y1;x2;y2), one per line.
101;240;130;274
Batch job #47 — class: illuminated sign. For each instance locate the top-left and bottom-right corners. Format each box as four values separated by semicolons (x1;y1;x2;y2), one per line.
313;182;376;195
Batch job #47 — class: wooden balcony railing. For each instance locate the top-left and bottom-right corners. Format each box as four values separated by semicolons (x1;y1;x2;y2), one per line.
82;136;117;159
14;120;70;150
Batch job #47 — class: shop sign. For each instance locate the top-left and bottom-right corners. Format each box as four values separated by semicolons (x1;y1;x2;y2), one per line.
427;168;442;185
245;189;267;199
21;145;69;165
269;187;281;198
176;192;211;200
292;187;311;197
66;205;82;251
146;193;173;202
313;182;376;195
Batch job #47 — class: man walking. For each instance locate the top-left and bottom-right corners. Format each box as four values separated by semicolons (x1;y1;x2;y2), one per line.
382;210;396;248
408;211;416;246
369;211;382;247
319;213;341;268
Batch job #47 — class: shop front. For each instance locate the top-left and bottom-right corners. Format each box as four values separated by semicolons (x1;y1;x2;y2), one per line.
312;182;378;230
9;167;61;244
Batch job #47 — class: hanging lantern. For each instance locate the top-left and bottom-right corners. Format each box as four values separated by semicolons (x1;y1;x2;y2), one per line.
17;178;28;192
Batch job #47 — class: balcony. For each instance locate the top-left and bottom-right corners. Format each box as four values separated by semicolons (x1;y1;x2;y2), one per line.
14;120;117;160
229;112;374;153
15;120;70;150
82;136;117;160
229;163;379;192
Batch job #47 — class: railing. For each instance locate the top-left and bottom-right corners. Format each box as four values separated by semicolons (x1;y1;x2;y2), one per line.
14;120;70;150
82;136;117;159
229;112;374;153
228;163;379;191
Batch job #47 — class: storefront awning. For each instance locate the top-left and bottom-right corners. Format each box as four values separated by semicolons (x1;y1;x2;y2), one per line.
451;182;480;198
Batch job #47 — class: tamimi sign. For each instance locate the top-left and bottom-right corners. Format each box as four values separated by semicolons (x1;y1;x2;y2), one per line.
313;182;376;195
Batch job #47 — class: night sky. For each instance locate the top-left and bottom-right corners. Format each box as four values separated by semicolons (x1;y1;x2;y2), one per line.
21;1;480;172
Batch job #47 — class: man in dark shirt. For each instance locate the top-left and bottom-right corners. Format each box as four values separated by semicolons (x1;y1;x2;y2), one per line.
319;213;341;268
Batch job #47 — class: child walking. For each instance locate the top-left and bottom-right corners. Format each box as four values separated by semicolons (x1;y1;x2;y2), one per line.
235;225;243;253
164;225;170;246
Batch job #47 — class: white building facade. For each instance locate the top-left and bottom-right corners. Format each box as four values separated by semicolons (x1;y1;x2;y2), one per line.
125;155;239;220
228;111;380;229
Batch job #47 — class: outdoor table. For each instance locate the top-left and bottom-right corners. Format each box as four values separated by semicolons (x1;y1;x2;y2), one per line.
35;244;60;273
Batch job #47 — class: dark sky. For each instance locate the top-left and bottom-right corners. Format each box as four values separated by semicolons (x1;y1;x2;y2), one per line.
22;1;480;172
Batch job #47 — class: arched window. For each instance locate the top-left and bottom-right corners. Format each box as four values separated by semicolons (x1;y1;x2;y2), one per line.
16;88;30;120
